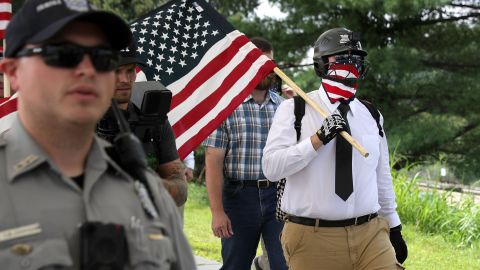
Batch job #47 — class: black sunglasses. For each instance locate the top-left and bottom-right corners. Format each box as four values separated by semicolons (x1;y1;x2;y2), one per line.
16;43;120;72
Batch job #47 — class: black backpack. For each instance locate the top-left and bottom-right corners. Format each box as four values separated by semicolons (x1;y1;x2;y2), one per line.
293;96;384;141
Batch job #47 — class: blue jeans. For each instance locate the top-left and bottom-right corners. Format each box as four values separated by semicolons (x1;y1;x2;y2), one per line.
220;181;287;270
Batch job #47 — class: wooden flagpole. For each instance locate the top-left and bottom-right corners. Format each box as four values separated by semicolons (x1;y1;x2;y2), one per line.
274;67;369;158
3;39;10;98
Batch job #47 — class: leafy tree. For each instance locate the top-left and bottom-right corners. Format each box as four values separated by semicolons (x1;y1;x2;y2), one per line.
235;0;480;183
10;0;480;182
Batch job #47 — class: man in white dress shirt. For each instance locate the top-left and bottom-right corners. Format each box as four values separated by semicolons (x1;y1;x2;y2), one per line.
262;28;407;270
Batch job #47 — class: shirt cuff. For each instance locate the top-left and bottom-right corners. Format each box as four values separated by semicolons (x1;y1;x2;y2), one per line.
381;212;401;228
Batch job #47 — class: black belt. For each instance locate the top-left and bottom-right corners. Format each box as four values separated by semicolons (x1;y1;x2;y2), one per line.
228;179;275;188
287;213;378;227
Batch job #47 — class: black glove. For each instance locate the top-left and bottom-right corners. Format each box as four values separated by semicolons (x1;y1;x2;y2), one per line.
316;114;348;145
390;225;408;263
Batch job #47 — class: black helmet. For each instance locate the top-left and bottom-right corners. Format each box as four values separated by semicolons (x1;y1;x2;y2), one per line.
313;28;368;80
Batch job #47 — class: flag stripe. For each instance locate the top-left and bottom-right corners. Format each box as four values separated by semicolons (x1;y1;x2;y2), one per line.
165;30;244;95
170;33;249;109
322;79;356;97
175;55;274;148
0;96;17;117
0;13;10;21
0;3;11;12
167;36;259;126
176;59;275;158
171;48;265;137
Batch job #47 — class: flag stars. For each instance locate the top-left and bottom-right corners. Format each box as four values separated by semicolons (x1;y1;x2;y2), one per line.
157;54;165;61
167;56;175;64
155;64;162;71
161;32;169;40
140;28;147;35
166;15;172;21
159;43;167;50
178;11;183;18
137;46;145;54
183;33;190;40
187;7;194;13
138;37;146;43
203;21;210;28
163;22;171;30
167;8;174;14
191;52;198;59
172;37;179;43
170;46;178;53
131;27;136;32
148;49;154;56
194;23;200;29
173;29;180;35
149;40;156;46
142;20;149;26
196;14;202;20
147;59;153;66
151;29;158;37
166;67;174;75
154;74;160;81
181;50;188;57
152;21;160;27
192;42;198;49
211;30;219;36
202;30;208;37
185;25;191;31
193;33;199;39
181;42;188;48
175;20;182;27
201;40;207;46
179;60;187;67
186;16;193;22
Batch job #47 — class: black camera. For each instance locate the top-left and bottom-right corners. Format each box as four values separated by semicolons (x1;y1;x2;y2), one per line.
80;222;128;270
96;81;172;144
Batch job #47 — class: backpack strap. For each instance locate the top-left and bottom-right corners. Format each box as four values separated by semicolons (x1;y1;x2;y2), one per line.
293;96;306;142
359;99;384;137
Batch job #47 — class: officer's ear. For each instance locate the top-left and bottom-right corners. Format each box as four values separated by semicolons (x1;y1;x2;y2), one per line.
0;58;20;91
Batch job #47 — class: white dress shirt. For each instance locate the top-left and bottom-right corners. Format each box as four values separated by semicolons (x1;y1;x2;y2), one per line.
262;87;401;227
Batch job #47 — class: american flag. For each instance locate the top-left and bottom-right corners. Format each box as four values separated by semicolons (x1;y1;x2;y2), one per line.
0;93;17;133
0;0;11;39
130;0;276;159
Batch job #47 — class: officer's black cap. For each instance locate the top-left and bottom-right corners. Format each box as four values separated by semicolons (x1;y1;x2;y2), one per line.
5;0;132;57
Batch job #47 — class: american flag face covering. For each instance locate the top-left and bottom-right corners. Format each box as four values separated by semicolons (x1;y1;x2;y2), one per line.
321;63;360;103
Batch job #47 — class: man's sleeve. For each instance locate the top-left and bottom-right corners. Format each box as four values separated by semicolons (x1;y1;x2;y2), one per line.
376;114;401;228
202;121;228;149
156;120;180;164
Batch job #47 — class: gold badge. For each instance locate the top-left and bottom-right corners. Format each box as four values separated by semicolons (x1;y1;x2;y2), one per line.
11;244;33;255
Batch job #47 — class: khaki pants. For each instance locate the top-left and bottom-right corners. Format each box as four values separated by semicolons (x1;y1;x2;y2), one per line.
281;217;405;270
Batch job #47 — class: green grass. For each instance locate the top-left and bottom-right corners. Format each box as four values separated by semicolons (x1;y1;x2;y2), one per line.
183;183;222;262
184;181;480;268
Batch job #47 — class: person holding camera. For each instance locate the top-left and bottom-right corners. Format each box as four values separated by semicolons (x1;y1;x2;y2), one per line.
96;41;189;208
262;27;407;269
0;0;195;269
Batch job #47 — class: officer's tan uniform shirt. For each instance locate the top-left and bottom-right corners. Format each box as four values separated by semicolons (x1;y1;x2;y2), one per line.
0;117;196;270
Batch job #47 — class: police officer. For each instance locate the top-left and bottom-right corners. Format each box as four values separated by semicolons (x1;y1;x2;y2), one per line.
97;41;188;208
0;0;195;269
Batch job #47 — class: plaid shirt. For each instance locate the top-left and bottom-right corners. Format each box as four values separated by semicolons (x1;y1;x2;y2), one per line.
204;90;283;180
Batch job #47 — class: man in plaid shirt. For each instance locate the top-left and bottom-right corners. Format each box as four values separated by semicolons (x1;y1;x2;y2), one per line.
203;37;287;270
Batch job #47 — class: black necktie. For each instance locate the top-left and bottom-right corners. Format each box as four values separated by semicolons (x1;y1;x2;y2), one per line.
335;103;353;201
